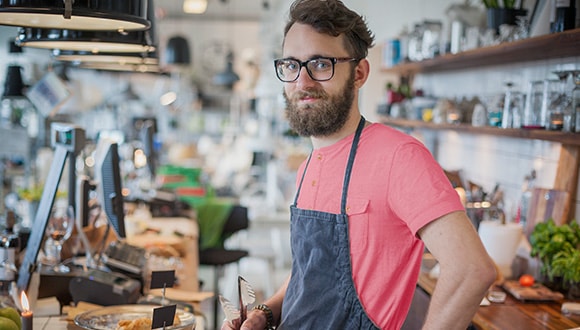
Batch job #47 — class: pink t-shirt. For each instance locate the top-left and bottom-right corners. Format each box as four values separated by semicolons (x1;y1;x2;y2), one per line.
295;123;464;329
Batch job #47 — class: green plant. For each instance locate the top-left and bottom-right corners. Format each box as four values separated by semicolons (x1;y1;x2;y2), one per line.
530;219;580;286
482;0;516;8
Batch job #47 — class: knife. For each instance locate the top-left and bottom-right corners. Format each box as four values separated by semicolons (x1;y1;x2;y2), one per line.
219;295;241;325
238;276;256;322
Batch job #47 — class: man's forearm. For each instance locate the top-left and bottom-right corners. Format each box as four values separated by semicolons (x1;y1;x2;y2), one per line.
422;264;494;330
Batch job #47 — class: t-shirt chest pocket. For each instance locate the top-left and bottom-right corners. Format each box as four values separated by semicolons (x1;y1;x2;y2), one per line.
345;198;370;253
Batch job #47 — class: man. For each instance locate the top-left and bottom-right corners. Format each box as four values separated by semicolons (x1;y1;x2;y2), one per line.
223;0;496;329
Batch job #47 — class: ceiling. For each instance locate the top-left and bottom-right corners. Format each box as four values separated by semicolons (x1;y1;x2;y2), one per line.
154;0;278;21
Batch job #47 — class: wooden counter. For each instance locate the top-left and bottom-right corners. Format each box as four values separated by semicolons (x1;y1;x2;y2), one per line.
417;272;580;330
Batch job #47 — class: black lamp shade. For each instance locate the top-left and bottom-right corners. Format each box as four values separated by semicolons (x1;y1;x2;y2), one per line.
17;27;155;53
213;52;239;88
165;36;191;65
0;0;150;31
3;65;25;97
53;49;159;66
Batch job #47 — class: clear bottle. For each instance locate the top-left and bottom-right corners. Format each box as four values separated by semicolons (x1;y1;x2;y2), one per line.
572;71;580;133
0;210;21;293
518;170;536;230
551;0;576;33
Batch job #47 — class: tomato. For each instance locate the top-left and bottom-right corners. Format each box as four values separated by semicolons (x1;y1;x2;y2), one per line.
519;274;535;287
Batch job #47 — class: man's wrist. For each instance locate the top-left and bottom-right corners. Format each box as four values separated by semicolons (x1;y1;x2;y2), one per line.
253;304;275;329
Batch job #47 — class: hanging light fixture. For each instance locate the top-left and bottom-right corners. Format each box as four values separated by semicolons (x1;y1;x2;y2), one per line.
77;61;161;73
17;28;155;53
183;0;208;14
2;65;26;98
213;51;239;89
52;49;159;66
53;49;161;73
165;36;191;66
0;0;150;31
16;0;156;54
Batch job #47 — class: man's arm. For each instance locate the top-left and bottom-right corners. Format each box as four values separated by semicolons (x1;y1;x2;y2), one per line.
418;211;497;330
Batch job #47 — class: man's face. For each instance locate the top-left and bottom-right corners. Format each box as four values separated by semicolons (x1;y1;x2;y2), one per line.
282;23;356;137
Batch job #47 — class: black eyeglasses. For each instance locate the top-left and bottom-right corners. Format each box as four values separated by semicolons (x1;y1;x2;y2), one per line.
274;56;359;82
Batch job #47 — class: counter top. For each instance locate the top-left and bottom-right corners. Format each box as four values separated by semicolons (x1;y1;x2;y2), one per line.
417;272;580;329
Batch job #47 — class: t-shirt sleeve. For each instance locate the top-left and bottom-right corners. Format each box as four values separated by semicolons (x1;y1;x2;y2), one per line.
387;141;465;235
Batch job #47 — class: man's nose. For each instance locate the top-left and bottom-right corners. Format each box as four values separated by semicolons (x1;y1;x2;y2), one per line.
295;66;317;87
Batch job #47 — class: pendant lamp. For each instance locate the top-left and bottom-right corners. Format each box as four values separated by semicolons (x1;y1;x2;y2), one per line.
17;0;156;53
53;49;159;66
212;51;239;89
2;65;25;98
0;0;150;31
17;28;155;53
55;50;161;73
183;0;208;14
165;36;191;65
77;61;161;73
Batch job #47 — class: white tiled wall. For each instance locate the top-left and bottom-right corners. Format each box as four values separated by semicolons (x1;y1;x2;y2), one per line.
406;56;580;223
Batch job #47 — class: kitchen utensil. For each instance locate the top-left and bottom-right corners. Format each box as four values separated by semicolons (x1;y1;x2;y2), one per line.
238;276;256;322
219;295;240;324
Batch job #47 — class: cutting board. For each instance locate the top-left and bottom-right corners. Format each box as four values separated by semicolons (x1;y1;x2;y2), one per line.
524;188;569;237
503;280;564;301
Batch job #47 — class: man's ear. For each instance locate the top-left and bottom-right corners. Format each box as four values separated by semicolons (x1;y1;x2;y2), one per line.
354;58;370;88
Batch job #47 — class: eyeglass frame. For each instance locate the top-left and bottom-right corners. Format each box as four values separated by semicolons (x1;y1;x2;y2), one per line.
273;56;360;82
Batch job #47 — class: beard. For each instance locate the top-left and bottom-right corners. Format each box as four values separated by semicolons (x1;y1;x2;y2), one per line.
283;72;355;137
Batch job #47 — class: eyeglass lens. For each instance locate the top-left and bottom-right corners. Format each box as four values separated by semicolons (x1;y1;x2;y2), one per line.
276;58;335;82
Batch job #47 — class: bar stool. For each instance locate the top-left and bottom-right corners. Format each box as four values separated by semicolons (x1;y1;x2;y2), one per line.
199;205;249;330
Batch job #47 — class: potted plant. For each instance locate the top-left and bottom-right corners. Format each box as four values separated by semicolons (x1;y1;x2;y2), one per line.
529;219;580;298
482;0;527;33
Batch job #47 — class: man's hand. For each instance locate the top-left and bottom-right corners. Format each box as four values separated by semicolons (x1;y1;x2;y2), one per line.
220;309;268;330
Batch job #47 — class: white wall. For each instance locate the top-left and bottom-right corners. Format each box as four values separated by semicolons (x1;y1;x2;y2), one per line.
1;1;578;222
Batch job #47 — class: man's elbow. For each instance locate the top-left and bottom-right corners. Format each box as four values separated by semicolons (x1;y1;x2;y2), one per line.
476;257;498;288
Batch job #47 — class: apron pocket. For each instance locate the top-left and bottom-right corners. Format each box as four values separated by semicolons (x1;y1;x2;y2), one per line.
345;198;369;253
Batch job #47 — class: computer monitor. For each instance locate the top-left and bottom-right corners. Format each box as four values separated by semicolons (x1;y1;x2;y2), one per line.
132;117;158;176
94;139;126;239
139;119;157;176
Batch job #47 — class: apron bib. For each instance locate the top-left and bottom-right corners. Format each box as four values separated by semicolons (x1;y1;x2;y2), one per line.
279;116;378;329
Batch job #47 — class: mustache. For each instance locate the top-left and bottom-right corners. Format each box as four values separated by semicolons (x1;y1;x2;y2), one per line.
292;89;327;101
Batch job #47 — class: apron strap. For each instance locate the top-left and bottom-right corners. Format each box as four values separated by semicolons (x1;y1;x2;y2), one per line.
340;116;366;214
293;152;313;206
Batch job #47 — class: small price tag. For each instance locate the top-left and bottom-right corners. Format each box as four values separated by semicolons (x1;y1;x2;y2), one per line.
150;270;176;289
152;304;177;328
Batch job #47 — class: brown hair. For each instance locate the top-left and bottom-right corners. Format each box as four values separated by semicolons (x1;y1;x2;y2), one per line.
283;0;375;59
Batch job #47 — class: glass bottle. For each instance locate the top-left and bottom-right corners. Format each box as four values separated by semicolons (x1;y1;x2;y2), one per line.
573;71;580;133
0;210;21;293
551;0;576;33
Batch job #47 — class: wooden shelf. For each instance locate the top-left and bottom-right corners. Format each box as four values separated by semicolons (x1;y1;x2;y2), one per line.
379;116;580;146
382;28;580;75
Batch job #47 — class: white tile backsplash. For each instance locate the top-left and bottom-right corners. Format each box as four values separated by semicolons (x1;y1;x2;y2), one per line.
407;52;580;223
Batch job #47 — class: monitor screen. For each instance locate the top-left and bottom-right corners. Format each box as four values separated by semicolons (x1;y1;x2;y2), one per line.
140;120;157;176
94;139;126;239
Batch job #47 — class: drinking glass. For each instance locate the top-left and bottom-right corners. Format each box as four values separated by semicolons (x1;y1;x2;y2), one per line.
501;82;524;128
522;80;544;128
45;205;74;272
540;79;561;129
547;70;574;131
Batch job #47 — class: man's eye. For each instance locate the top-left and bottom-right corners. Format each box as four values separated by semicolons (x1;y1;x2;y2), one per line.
284;61;298;71
311;60;331;70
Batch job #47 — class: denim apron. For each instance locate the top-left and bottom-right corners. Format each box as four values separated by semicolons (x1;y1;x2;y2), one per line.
279;116;378;329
